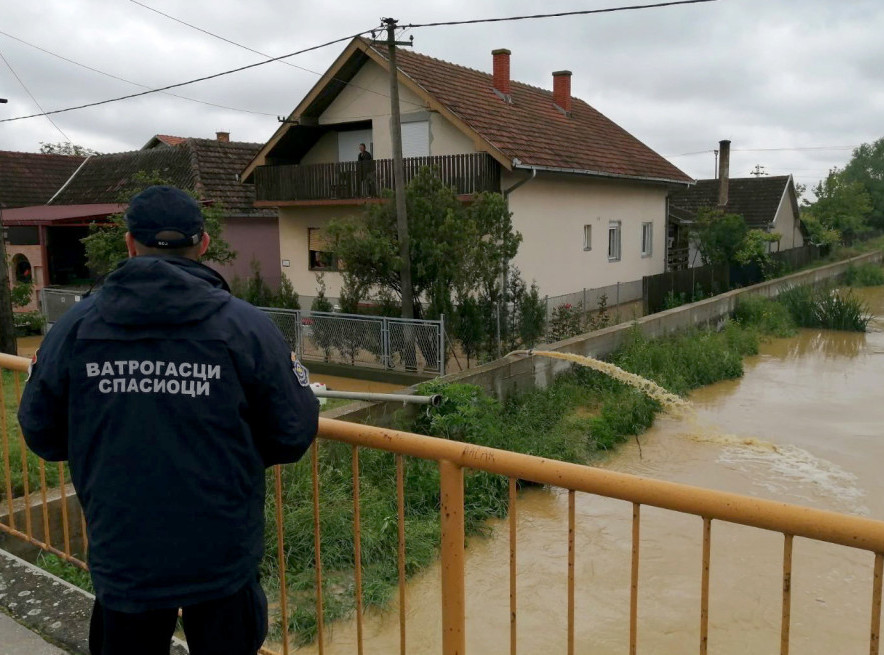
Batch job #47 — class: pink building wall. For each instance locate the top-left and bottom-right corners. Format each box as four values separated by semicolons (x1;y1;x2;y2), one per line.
208;217;281;290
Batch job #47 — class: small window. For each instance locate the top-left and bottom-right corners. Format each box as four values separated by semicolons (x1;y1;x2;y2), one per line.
308;228;339;271
608;221;621;261
641;222;653;257
583;225;592;251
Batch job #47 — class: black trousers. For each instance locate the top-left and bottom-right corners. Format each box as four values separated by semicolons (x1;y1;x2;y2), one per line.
89;577;268;655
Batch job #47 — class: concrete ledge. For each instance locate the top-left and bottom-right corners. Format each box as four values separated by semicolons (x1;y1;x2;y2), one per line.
0;549;188;654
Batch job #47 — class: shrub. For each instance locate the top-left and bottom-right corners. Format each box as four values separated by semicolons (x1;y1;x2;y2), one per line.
778;285;871;332
843;263;884;287
548;303;583;342
733;295;797;337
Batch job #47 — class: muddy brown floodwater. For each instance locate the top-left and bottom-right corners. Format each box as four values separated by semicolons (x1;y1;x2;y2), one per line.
292;286;884;655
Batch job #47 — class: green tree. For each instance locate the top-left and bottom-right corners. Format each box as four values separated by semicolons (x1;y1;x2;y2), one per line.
807;168;872;244
327;167;522;320
39;141;101;156
275;274;300;310
81;170;235;276
689;208;749;266
841;138;884;230
735;229;782;279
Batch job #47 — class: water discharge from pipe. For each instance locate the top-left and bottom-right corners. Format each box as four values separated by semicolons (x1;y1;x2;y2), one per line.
513;350;692;415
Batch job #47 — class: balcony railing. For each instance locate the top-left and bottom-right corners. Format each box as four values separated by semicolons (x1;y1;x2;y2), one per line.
254;152;501;202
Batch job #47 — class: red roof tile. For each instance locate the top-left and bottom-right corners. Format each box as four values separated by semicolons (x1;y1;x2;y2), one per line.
0;151;86;209
369;40;692;184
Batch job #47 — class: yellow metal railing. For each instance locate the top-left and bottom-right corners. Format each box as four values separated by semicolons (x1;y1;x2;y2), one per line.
2;351;884;654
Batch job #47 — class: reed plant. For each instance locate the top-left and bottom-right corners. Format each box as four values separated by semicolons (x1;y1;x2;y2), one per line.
778;285;871;331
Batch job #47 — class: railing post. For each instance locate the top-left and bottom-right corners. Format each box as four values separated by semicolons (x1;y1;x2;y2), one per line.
383;318;391;369
296;310;303;362
439;460;465;655
439;314;446;376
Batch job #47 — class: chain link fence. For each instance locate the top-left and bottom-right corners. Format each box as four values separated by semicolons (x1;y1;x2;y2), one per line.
260;309;445;375
40;287;89;328
543;279;643;322
38;288;444;375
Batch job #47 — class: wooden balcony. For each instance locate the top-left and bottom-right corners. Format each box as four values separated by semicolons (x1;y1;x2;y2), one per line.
254;152;501;204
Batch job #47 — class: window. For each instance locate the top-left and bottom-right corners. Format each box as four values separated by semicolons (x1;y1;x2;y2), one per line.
607;221;621;261
401;120;430;157
308;228;339;271
641;222;653;257
583;225;592;251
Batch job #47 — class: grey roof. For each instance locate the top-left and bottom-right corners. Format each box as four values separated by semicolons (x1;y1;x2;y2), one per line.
49;139;273;217
0;151;85;209
669;176;796;229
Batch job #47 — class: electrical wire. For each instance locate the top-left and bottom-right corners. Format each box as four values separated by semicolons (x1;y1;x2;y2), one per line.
128;2;425;111
0;47;70;140
671;146;857;157
0;27;377;124
1;0;721;124
0;29;274;116
401;0;718;28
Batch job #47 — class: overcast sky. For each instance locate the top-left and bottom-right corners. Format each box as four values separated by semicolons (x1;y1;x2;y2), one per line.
2;0;882;194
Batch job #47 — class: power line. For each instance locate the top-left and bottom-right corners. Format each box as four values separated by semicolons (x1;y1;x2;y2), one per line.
0;28;377;124
1;0;721;125
0;29;274;116
670;146;857;157
128;1;424;111
402;0;718;28
0;47;70;140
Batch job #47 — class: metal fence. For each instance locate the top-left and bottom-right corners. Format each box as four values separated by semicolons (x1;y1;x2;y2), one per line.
39;287;88;327
543;279;644;322
37;289;444;376
261;308;445;376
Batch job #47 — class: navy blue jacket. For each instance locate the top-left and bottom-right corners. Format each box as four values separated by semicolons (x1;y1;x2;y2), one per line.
18;256;319;612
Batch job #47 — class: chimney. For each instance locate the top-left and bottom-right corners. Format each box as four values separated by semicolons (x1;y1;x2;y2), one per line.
717;139;731;207
492;49;511;97
216;131;230;143
552;70;572;114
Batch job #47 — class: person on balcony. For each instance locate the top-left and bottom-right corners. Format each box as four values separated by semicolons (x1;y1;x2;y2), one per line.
18;185;320;655
356;143;375;196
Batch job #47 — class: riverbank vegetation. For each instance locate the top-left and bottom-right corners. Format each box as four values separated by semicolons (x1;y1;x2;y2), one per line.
263;315;769;643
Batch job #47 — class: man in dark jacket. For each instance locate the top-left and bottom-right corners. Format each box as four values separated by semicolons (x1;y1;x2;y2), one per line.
18;185;320;655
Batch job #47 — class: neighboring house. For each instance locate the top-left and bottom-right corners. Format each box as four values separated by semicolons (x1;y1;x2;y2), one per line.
2;134;280;311
241;38;692;301
668;141;806;269
0;150;87;311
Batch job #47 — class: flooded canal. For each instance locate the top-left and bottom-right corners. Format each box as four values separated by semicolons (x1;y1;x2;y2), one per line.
295;287;884;655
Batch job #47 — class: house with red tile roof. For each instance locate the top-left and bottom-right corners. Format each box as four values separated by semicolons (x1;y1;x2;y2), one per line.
242;37;693;301
0;150;87;311
2;135;280;315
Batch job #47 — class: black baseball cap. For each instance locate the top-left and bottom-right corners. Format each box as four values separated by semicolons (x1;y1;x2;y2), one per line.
125;185;205;248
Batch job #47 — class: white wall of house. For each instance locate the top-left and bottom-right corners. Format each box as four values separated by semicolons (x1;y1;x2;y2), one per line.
505;173;669;297
278;205;359;298
771;189;804;250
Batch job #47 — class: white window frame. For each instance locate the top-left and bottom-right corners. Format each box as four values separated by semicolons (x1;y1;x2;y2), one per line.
641;222;653;257
583;224;592;251
608;221;621;262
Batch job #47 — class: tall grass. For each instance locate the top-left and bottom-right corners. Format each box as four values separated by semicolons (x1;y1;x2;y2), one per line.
0;370;63;504
778;285;871;332
843;263;884;287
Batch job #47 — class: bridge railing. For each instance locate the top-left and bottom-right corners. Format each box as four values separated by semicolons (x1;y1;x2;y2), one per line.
2;351;884;655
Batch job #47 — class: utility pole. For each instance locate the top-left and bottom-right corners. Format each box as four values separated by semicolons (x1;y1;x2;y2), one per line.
750;164;768;177
380;17;415;320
